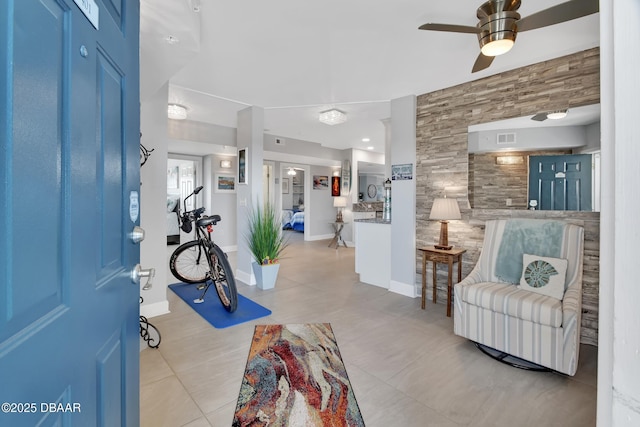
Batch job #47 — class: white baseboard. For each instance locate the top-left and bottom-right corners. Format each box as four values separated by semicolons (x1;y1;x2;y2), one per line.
307;233;334;241
390;280;417;298
219;244;237;253
140;300;170;319
236;268;256;286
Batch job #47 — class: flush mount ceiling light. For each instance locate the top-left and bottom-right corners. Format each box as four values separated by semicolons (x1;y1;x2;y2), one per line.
319;109;347;126
480;35;516;56
167;104;187;120
546;109;568;120
531;108;569;122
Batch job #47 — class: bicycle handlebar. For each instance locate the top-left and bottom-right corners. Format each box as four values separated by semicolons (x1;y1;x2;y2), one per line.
180;207;206;233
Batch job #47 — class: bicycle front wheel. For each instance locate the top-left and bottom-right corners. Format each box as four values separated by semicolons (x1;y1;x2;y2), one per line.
208;244;238;312
170;240;209;284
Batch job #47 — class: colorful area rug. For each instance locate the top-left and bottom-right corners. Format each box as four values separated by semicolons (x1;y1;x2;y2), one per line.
233;323;364;427
168;282;271;329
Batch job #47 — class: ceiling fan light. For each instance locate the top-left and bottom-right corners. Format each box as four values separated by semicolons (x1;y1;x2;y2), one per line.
480;38;514;56
287;168;296;176
319;109;347;126
167;104;188;120
547;110;568;120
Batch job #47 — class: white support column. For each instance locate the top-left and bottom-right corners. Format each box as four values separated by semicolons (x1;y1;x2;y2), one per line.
598;0;640;425
389;95;417;297
235;106;264;286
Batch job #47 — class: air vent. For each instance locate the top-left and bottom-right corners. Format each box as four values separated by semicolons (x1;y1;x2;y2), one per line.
275;138;285;146
497;132;516;144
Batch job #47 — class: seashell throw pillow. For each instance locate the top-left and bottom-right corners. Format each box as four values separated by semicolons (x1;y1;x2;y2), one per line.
518;253;568;300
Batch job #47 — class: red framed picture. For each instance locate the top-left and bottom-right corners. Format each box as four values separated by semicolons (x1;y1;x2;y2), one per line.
331;176;341;196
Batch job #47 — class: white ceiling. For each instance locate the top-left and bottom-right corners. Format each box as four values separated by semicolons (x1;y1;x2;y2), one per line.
141;0;600;154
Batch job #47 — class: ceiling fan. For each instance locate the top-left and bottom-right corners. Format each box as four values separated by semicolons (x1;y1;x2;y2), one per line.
418;0;599;73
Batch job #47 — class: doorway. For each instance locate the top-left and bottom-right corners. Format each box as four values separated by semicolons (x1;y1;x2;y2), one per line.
167;156;203;244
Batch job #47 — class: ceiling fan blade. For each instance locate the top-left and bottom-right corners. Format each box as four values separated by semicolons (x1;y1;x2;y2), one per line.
518;0;599;32
531;113;548;121
418;23;481;34
472;53;494;73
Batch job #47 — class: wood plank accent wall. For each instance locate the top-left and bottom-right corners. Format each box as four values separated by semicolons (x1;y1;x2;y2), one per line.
416;48;600;346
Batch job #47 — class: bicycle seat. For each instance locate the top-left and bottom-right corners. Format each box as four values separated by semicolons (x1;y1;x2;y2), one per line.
197;215;221;227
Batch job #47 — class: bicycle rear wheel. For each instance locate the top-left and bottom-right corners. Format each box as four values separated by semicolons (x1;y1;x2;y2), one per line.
208;244;238;312
170;240;209;284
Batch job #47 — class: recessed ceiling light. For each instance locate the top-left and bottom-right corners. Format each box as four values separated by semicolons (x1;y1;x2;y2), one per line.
367;146;374;150
362;138;370;142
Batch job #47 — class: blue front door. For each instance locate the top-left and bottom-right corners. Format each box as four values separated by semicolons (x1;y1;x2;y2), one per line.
528;154;593;211
0;1;140;425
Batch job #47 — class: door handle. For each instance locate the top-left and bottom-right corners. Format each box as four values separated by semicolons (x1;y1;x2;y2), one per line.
131;264;156;290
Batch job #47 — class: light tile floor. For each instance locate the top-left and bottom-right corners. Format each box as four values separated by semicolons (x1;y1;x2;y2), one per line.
140;231;597;427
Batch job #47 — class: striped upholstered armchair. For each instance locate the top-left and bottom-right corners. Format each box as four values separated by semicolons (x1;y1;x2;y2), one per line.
453;219;584;376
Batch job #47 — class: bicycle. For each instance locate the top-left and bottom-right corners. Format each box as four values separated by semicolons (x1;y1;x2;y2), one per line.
169;186;238;312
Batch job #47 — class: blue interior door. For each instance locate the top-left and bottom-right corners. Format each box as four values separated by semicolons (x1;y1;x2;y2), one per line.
0;1;140;426
528;154;593;211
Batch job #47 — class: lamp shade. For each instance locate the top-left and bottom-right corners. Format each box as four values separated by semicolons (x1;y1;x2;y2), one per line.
429;198;461;221
333;197;347;208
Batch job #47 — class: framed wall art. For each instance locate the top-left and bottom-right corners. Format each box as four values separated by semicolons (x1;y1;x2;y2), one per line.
215;174;236;193
313;175;328;190
331;176;341;196
238;148;248;184
391;163;413;180
341;159;351;195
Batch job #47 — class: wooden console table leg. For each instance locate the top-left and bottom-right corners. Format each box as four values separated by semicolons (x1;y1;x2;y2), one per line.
447;258;453;317
421;252;427;309
432;260;437;304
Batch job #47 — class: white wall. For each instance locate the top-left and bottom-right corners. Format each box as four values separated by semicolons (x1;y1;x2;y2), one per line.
263;133;343;164
205;154;237;251
359;174;385;202
468;125;590;153
140;84;170;317
598;0;640;425
309;165;339;239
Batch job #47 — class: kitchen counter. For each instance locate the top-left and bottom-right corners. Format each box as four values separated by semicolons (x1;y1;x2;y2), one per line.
354;220;390;289
353;218;390;224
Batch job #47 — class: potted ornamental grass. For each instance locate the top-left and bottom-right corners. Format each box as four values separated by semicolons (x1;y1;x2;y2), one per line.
246;201;289;289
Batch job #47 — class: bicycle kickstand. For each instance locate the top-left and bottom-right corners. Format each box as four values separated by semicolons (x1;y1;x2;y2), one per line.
193;280;213;304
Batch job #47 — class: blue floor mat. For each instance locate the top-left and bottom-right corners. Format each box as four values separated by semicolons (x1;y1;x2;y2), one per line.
169;282;272;329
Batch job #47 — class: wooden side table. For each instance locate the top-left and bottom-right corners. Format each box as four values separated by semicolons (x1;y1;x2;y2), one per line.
328;222;348;249
418;246;466;317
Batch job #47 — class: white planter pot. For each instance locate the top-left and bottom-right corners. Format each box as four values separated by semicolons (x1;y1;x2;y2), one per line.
252;262;280;290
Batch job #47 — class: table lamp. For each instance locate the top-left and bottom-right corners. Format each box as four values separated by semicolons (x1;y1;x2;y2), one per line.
333;196;347;222
429;197;461;250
